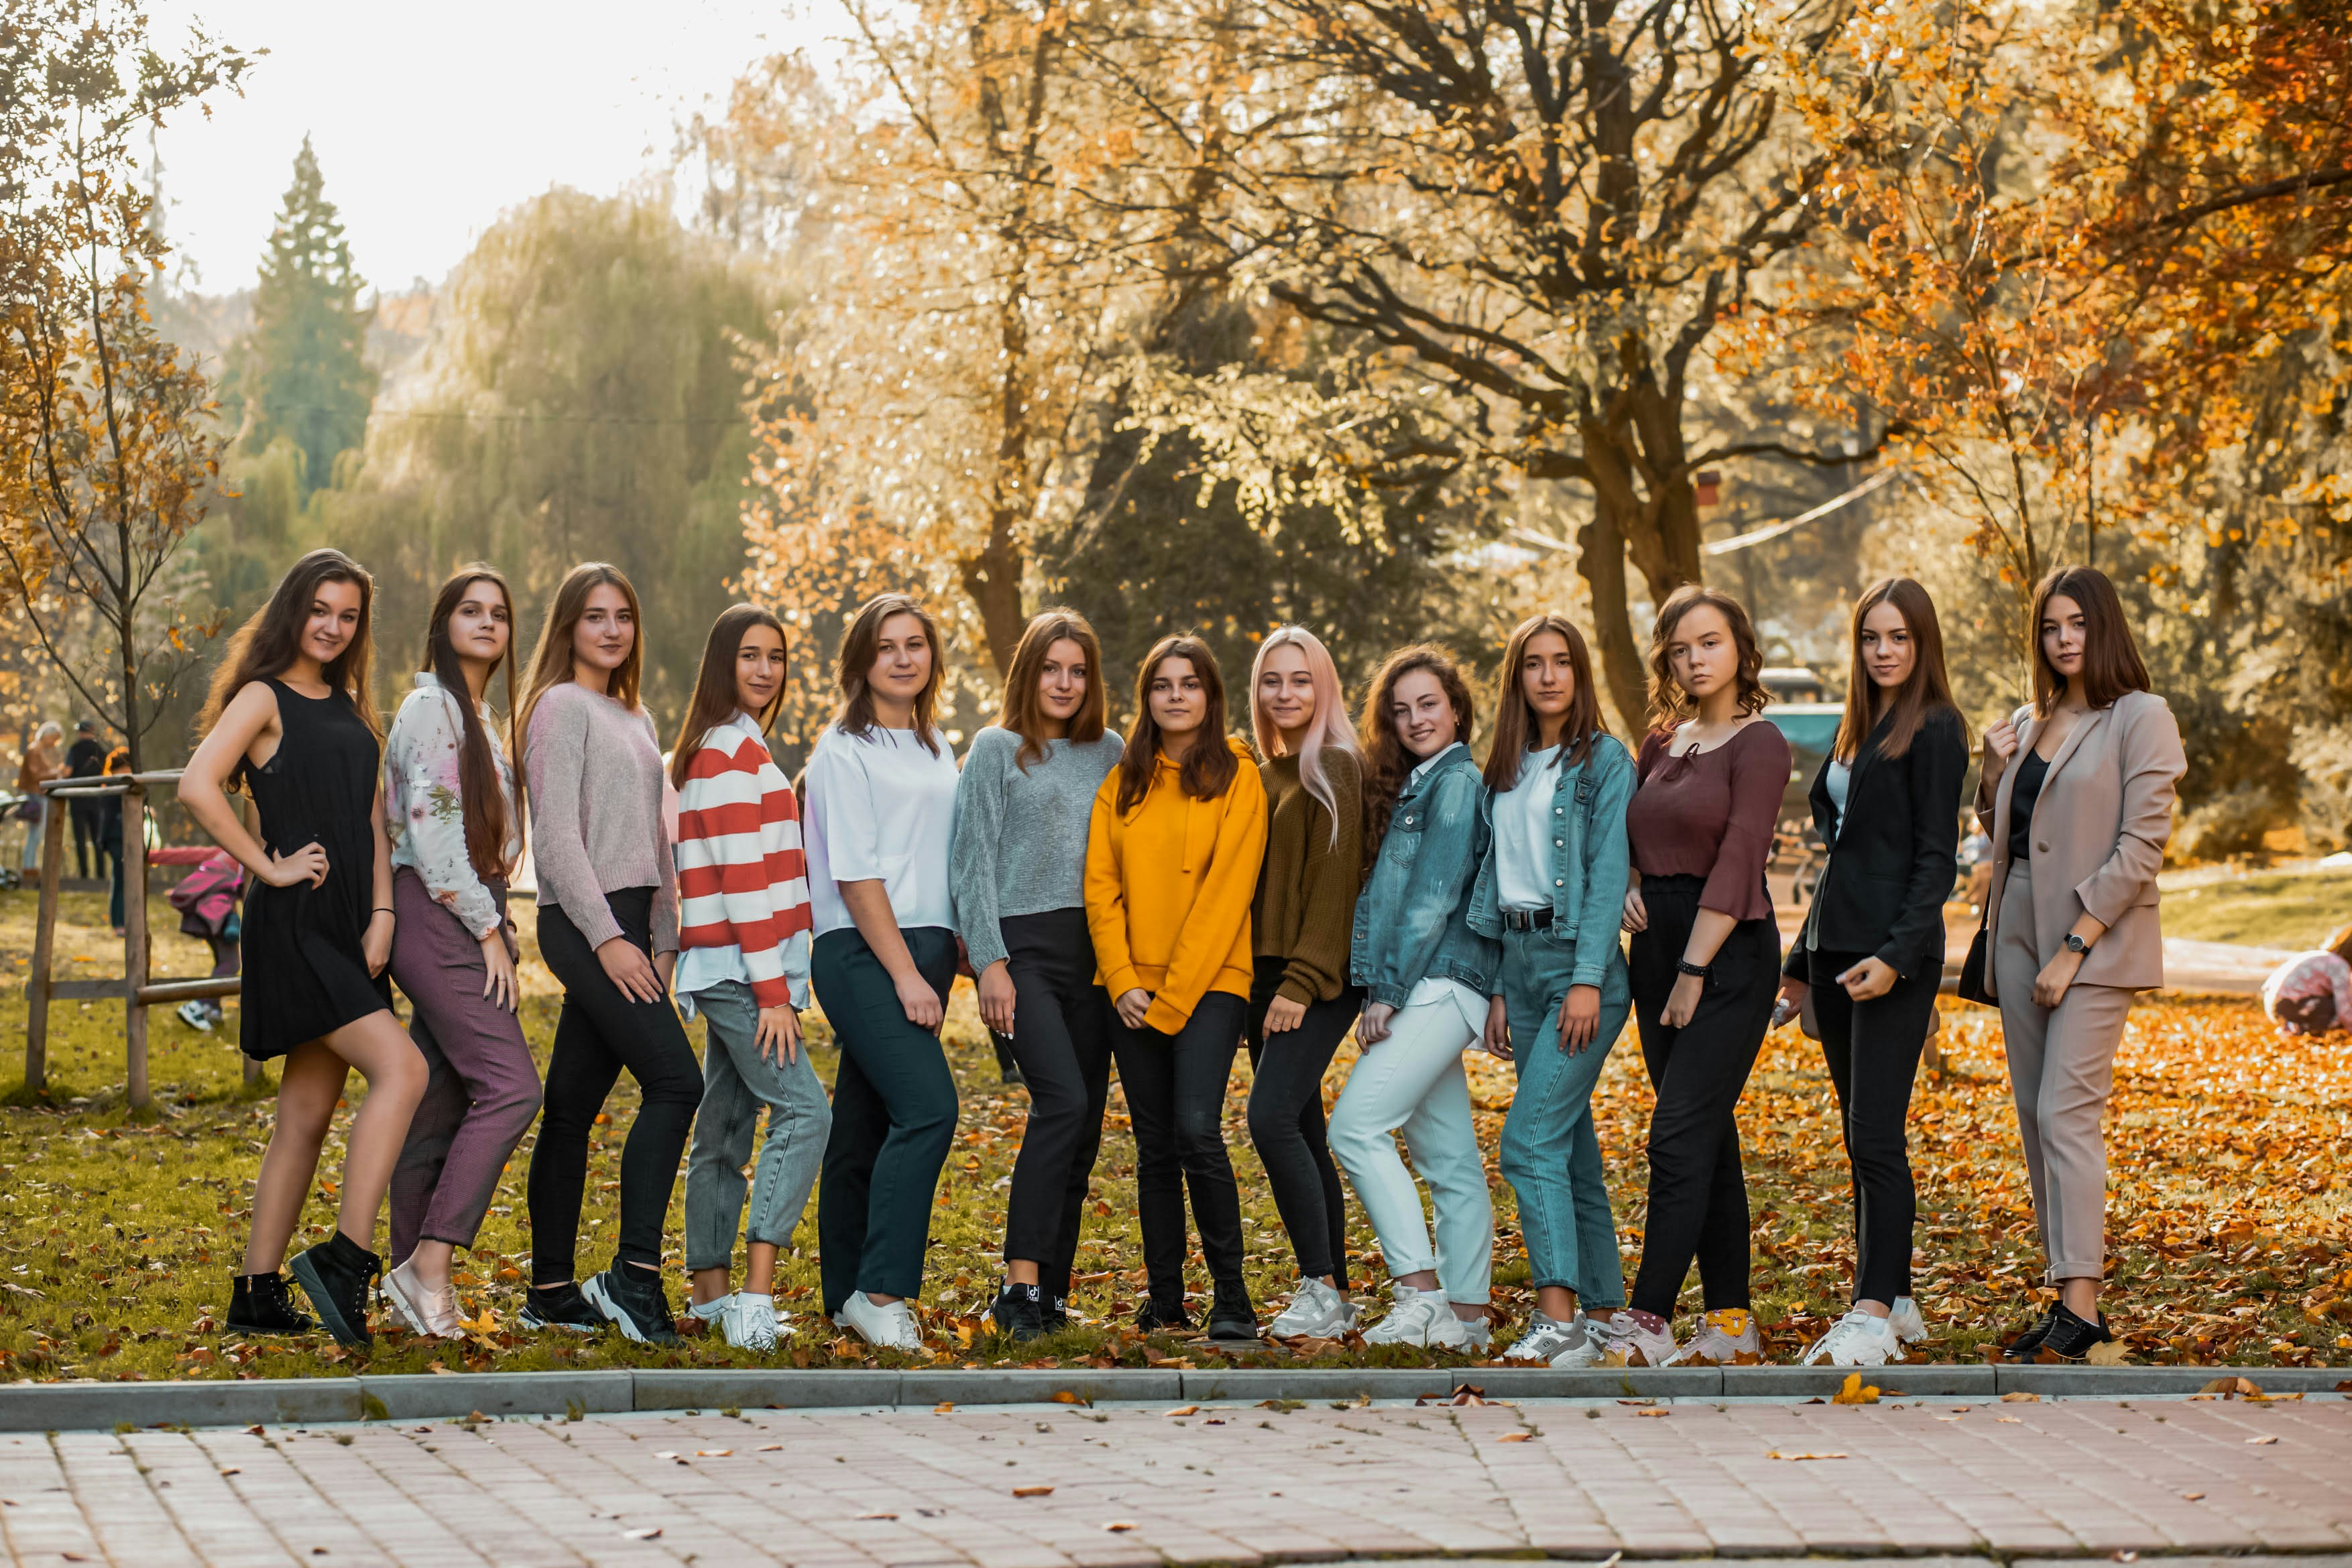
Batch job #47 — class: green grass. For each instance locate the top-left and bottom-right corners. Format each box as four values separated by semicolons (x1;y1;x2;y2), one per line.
2160;868;2352;951
0;884;2344;1382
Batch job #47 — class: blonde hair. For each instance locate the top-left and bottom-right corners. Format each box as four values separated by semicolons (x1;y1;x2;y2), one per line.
1249;625;1360;848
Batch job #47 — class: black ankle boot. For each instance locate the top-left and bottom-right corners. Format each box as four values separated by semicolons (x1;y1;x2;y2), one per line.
226;1272;314;1335
992;1282;1047;1341
1207;1284;1259;1342
288;1232;381;1349
2032;1303;2113;1363
2001;1302;2062;1362
1135;1293;1191;1333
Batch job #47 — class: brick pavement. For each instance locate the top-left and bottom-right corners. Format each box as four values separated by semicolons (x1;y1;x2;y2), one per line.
2;1394;2348;1567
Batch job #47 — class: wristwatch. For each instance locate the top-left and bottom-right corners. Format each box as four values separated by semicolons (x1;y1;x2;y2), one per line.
2064;932;2093;956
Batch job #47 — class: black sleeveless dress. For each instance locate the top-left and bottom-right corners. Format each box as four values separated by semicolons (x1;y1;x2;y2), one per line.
239;679;393;1061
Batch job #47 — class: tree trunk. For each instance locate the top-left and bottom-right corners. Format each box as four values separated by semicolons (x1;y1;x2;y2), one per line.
1578;505;1649;737
959;538;1028;680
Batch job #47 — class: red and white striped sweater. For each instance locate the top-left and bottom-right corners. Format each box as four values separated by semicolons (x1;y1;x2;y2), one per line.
674;712;813;1010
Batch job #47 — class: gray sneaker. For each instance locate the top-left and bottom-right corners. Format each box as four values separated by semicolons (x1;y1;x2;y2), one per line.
1503;1309;1601;1367
1265;1278;1356;1339
1663;1307;1763;1366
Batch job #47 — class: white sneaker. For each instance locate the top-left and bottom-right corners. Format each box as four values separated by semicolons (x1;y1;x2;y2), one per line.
1597;1311;1680;1368
177;1000;215;1032
1664;1307;1763;1366
1503;1309;1602;1367
1265;1278;1356;1339
1430;1311;1491;1353
721;1292;782;1351
1889;1296;1928;1345
1801;1309;1901;1367
837;1291;925;1353
1360;1284;1451;1346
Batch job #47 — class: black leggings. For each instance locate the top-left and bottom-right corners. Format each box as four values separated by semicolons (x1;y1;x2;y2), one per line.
1114;991;1249;1303
1244;959;1358;1284
997;909;1114;1292
1626;875;1778;1317
527;888;704;1280
1811;948;1936;1305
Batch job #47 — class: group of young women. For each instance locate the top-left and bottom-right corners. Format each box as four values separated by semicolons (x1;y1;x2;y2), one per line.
179;545;2182;1370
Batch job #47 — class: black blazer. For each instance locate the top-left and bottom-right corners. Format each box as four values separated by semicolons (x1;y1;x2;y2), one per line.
1784;705;1967;983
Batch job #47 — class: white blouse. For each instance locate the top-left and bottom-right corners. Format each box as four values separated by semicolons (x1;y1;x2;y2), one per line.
803;723;961;939
384;673;520;939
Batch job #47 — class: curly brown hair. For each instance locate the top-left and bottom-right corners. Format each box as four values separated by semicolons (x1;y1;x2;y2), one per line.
1356;645;1476;867
1645;584;1769;731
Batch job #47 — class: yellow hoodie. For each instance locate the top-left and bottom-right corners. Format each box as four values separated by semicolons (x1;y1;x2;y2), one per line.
1085;737;1268;1034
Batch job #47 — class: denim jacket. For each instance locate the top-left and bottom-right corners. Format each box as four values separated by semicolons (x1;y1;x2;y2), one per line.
1467;731;1635;989
1349;745;1500;1007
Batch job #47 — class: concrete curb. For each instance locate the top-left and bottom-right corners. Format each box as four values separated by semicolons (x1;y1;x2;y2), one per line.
0;1362;2341;1432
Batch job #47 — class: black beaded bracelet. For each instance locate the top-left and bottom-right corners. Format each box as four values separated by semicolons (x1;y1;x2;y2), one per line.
1675;958;1710;978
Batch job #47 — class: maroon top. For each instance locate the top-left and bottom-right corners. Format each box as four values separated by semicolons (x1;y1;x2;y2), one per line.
1628;721;1791;923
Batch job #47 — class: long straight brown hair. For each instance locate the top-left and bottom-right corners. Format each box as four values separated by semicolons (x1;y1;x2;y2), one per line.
996;609;1106;772
1358;644;1476;866
671;604;788;789
834;592;944;756
2028;565;2152;717
198;548;380;787
1833;577;1964;762
1114;634;1238;814
517;562;646;748
420;565;520;881
1484;613;1606;791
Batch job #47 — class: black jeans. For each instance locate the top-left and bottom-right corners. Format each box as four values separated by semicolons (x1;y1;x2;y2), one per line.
814;925;959;1312
1626;875;1778;1317
527;888;705;1280
1244;959;1359;1284
1113;991;1249;1304
997;910;1113;1292
1810;948;1936;1305
68;798;102;880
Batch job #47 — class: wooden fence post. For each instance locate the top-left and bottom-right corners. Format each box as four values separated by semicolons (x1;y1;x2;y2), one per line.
123;781;151;1111
22;783;68;1093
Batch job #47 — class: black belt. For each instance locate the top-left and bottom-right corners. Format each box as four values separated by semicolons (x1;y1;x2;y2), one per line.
1499;906;1553;931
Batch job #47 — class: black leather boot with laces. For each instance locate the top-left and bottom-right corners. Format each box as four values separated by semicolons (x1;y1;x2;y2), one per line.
226;1271;315;1335
288;1231;381;1349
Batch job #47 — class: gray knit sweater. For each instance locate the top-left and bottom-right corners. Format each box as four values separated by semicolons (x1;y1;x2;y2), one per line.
524;680;679;954
949;725;1124;973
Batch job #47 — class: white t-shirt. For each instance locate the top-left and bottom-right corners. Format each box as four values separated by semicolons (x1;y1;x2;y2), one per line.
803;723;961;939
1824;758;1852;842
1393;743;1488;1040
1494;744;1562;911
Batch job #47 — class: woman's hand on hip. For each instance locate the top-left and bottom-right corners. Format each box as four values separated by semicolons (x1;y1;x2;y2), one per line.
1660;971;1704;1028
1556;983;1602;1054
1356;1001;1395;1046
2032;949;2083;1010
1263;993;1307;1034
756;1004;802;1063
597;936;664;1004
362;909;394;978
478;926;519;1012
978;959;1016;1036
1836;957;1898;1002
259;842;327;889
1481;993;1512;1060
894;969;944;1031
1114;988;1153;1030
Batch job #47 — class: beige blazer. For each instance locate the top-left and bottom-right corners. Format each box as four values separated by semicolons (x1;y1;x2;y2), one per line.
1975;689;2185;996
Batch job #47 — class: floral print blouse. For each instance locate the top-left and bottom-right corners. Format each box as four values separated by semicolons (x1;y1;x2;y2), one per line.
384;672;520;940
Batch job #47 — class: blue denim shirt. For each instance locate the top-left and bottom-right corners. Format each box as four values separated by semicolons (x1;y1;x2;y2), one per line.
1349;745;1500;1008
1467;732;1635;989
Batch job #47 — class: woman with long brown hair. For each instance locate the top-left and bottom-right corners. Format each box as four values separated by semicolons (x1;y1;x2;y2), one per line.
1976;566;2183;1363
807;593;963;1353
1613;585;1791;1368
1467;615;1638;1366
949;609;1124;1341
380;565;540;1339
1085;634;1268;1340
179;548;426;1348
673;605;823;1353
1777;578;1968;1367
518;562;698;1347
1325;645;1499;1350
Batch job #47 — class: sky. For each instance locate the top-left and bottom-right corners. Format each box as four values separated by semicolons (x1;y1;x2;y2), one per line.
147;0;831;297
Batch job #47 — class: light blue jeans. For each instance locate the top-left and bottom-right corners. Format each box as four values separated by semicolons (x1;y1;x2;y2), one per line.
1327;991;1493;1304
1495;929;1631;1305
683;980;833;1272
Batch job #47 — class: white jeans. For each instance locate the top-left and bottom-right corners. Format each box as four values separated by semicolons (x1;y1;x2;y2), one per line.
1327;995;1494;1304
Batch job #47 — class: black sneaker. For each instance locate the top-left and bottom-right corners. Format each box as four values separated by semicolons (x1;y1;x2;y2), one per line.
2034;1303;2114;1363
1044;1294;1069;1331
1134;1294;1191;1333
519;1282;606;1333
992;1282;1047;1341
582;1264;683;1345
2001;1302;2062;1362
226;1272;314;1335
287;1232;381;1349
1206;1285;1259;1342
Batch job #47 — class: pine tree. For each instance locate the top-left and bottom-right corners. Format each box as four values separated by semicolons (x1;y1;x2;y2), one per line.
233;137;377;492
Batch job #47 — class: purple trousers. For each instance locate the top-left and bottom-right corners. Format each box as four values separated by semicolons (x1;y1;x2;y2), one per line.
387;868;542;1261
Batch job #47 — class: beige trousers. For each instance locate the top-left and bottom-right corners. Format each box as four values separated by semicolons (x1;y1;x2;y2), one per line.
1994;865;2135;1284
